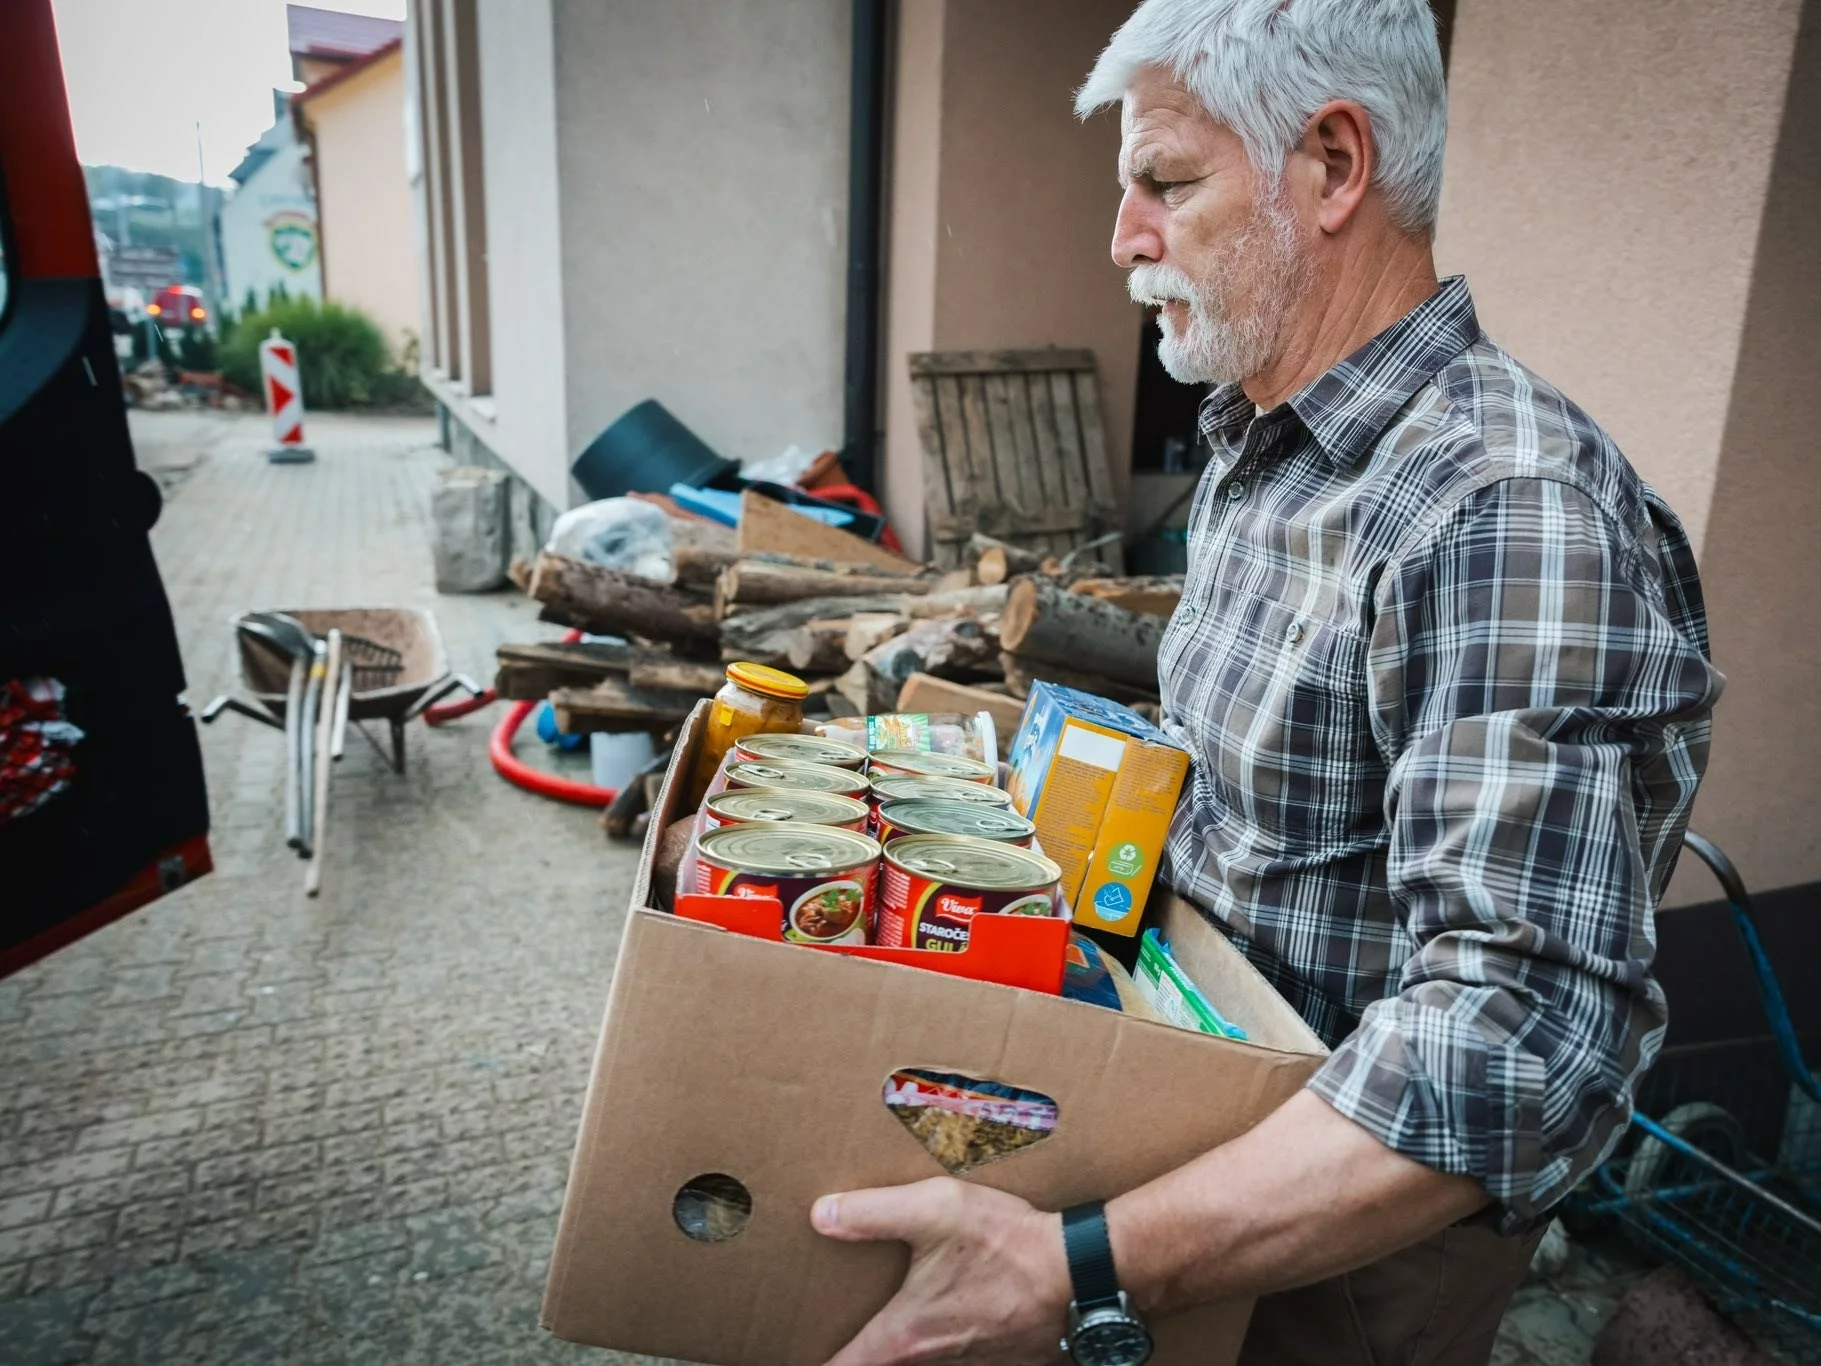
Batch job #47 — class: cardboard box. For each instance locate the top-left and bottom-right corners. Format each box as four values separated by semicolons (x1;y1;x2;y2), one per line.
1005;682;1190;936
542;703;1326;1366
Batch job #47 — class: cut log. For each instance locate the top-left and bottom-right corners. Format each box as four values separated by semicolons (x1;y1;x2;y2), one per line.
530;552;718;643
719;595;913;664
507;555;534;594
844;613;911;661
551;677;701;733
627;660;727;696
998;652;1158;706
967;534;1048;586
787;618;858;675
933;568;976;593
895;673;1028;739
717;560;936;613
672;544;740;592
494;639;643;700
906;584;1010;619
1071;575;1184;618
999;576;1163;689
838;618;1001;714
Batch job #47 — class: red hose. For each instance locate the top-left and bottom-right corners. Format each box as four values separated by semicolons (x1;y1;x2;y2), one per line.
423;628;619;806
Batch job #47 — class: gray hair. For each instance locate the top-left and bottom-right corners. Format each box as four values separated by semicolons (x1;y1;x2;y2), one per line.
1076;0;1447;234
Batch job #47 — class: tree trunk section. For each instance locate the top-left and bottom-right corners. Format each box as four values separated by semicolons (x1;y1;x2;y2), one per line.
787;619;859;675
530;552;718;644
999;576;1163;688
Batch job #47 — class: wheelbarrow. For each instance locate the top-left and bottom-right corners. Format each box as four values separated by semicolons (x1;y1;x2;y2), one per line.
200;608;483;894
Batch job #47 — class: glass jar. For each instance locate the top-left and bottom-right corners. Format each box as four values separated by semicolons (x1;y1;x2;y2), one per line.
686;661;809;808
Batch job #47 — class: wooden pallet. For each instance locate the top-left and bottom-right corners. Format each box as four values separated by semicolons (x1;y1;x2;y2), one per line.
908;348;1123;572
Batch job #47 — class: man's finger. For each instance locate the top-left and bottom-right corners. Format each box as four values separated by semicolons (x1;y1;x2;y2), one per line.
821;1285;921;1366
812;1176;959;1244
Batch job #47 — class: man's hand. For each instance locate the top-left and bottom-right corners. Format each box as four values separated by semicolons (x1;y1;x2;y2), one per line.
813;1177;1072;1365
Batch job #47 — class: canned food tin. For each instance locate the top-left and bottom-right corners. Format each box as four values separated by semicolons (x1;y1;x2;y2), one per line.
702;789;871;832
733;732;868;770
875;835;1061;952
695;824;882;945
867;748;996;784
724;760;871;800
875;800;1035;848
868;775;1015;808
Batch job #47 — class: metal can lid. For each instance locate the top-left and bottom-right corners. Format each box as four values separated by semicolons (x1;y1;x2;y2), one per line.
698;823;881;874
869;775;1014;807
725;760;871;797
734;732;867;769
868;749;996;782
724;661;809;700
704;790;871;826
883;834;1060;890
877;800;1035;841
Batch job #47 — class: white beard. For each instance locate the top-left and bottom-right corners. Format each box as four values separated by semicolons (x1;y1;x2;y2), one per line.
1128;189;1311;386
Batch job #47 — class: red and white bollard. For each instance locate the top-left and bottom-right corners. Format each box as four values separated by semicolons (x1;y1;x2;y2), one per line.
259;329;315;464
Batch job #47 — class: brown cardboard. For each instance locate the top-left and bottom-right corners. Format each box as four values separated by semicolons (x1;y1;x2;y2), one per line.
544;702;1327;1365
737;489;924;575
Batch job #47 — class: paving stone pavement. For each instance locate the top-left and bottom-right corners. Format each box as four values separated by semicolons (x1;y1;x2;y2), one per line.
0;411;663;1366
1;409;1635;1365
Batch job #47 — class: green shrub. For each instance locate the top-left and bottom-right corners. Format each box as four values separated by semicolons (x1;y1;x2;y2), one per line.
220;296;392;410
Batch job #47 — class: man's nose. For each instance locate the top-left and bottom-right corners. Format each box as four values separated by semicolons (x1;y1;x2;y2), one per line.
1112;185;1163;270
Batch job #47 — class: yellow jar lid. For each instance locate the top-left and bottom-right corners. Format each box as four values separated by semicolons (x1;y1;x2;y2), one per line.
725;661;809;700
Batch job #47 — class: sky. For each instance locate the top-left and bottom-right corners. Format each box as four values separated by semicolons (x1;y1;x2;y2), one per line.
52;0;407;186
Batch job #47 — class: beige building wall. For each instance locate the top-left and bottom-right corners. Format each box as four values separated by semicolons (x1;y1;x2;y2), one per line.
1439;0;1818;899
304;48;421;355
548;0;853;476
883;0;1142;561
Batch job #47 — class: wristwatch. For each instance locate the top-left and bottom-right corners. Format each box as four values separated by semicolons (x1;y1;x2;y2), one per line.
1059;1202;1153;1365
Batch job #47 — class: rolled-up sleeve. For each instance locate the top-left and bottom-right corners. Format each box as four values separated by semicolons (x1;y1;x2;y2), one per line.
1306;475;1723;1227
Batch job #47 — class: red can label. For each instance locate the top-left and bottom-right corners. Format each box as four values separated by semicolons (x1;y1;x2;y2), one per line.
874;861;1053;952
693;861;874;945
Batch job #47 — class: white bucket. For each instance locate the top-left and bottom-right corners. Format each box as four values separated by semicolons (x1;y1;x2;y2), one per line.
590;731;657;792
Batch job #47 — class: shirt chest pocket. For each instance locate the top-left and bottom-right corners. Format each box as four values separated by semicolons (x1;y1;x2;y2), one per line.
1174;591;1382;849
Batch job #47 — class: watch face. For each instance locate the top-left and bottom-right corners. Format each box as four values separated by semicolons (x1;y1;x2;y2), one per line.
1074;1315;1153;1366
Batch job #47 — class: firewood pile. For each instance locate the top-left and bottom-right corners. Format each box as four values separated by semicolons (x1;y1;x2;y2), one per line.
492;491;1182;802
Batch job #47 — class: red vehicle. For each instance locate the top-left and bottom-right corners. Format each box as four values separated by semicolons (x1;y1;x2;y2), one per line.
146;283;207;327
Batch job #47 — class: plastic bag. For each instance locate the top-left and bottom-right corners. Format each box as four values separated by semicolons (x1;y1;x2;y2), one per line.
545;497;672;581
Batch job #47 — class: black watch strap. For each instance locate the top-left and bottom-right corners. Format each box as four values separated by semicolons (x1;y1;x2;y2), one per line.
1061;1201;1121;1310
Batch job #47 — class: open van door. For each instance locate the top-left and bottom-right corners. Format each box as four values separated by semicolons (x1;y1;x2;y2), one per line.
0;0;211;975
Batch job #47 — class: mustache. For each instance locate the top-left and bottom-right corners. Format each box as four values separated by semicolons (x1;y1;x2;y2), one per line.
1127;263;1200;309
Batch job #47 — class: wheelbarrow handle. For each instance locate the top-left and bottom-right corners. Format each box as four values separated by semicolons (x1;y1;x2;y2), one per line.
199;695;285;731
403;673;485;723
1679;831;1821;1105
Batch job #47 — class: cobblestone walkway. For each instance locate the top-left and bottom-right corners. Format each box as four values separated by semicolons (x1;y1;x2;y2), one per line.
0;412;655;1365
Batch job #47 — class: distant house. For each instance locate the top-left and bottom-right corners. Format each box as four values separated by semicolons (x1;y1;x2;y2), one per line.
286;4;418;356
218;90;323;315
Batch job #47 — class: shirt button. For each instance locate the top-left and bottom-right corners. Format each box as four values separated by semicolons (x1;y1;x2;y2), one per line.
1285;620;1304;644
1226;481;1246;502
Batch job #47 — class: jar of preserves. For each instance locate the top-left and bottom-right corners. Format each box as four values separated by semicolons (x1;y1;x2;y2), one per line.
686;661;809;808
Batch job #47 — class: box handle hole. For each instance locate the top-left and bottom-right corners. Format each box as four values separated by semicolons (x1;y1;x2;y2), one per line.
673;1173;752;1242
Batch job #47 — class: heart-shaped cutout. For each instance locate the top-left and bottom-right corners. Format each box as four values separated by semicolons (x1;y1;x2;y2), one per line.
884;1068;1058;1175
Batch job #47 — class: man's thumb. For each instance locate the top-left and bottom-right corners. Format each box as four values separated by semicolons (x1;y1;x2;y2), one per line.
812;1178;952;1244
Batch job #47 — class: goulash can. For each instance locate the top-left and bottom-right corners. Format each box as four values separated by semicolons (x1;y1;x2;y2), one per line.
702;789;871;832
867;773;1013;835
875;834;1061;952
733;731;868;770
867;748;996;784
724;759;871;800
875;799;1036;848
695;824;881;945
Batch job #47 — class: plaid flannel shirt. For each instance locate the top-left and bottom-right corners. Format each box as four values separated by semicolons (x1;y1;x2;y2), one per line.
1157;276;1722;1228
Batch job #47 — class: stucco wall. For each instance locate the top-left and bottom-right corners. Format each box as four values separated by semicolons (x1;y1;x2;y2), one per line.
1436;0;1803;550
882;0;1141;560
219;138;322;311
305;48;421;354
549;0;852;480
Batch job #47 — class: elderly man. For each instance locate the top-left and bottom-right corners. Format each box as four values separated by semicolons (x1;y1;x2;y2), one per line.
811;2;1722;1363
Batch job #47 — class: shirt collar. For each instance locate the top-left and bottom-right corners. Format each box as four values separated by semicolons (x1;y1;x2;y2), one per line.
1198;275;1482;469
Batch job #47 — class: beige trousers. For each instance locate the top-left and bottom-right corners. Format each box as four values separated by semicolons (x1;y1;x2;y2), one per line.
1237;1213;1546;1366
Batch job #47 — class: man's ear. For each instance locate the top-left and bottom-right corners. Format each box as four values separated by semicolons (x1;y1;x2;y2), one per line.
1299;99;1375;235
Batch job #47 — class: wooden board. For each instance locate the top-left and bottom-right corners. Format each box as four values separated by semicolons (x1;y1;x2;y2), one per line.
909;349;1125;572
551;678;701;734
894;673;1029;739
737;490;921;575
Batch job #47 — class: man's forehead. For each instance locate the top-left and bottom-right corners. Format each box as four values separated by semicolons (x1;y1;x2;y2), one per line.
1118;73;1235;174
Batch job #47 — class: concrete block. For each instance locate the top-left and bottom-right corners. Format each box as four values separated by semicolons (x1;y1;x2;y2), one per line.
430;466;509;593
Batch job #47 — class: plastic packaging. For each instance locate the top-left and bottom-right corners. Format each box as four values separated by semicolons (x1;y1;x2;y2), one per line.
545;497;673;581
818;711;998;766
685;662;809;808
